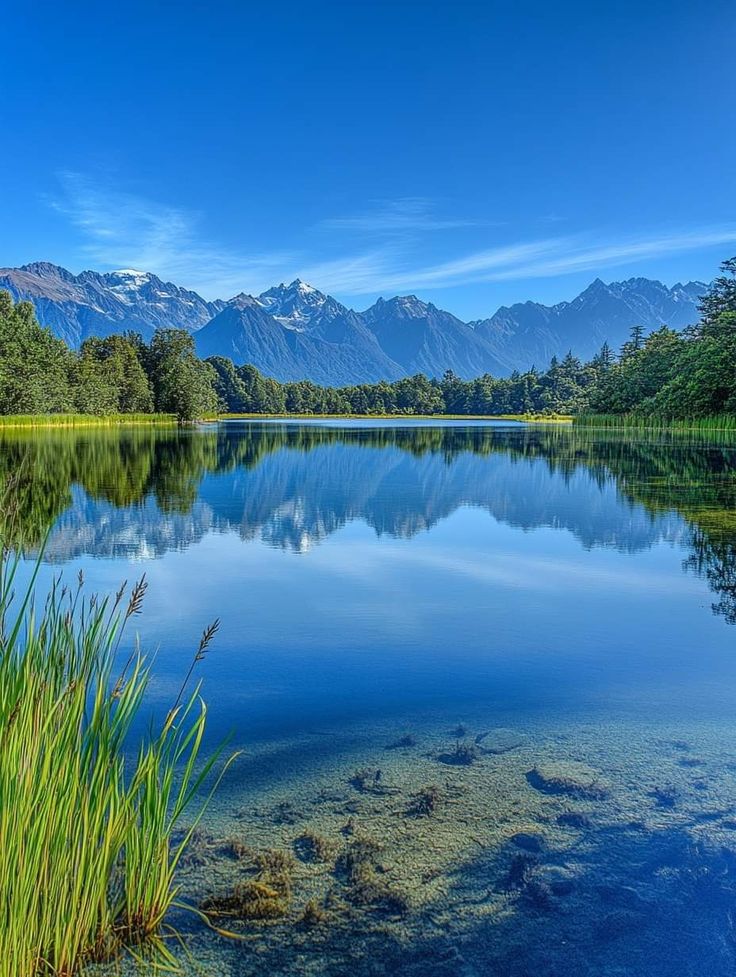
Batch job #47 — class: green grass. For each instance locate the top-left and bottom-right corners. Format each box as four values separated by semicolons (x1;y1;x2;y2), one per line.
0;413;176;429
0;411;574;428
214;412;573;423
0;553;230;976
573;413;736;435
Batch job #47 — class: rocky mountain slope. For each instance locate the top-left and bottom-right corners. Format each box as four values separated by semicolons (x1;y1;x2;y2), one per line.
361;295;506;379
195;282;406;385
0;261;224;346
472;277;706;373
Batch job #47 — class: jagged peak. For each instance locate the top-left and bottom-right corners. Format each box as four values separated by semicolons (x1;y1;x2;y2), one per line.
227;291;261;308
371;293;432;312
19;261;72;278
290;277;317;293
579;277;609;294
260;278;323;299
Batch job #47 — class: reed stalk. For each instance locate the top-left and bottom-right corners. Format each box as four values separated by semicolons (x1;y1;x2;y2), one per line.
0;550;228;976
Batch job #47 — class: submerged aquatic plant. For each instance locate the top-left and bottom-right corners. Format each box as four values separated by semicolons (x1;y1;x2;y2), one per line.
300;898;328;927
295;829;338;863
385;733;417;750
0;549;229;977
335;835;410;915
349;766;398;795
202;848;295;922
405;785;442;818
438;739;477;766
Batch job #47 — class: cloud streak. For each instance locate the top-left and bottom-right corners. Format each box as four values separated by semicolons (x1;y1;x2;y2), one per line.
296;226;736;296
319;197;489;233
48;174;736;302
49;173;296;298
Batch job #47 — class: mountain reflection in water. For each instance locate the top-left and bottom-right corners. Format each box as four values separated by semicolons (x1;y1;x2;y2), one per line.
2;419;734;623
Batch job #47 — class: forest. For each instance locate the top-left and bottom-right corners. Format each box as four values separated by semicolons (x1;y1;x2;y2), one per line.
1;257;734;422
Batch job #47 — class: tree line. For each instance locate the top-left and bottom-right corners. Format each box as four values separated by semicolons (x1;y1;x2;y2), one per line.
1;257;734;421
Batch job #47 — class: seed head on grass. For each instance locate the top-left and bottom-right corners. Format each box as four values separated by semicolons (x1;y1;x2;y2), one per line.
168;618;220;724
113;576;149;696
125;575;148;620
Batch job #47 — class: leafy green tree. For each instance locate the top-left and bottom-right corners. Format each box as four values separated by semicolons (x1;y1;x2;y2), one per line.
239;364;286;413
73;335;153;414
145;329;218;422
207;356;251;412
0;292;73;413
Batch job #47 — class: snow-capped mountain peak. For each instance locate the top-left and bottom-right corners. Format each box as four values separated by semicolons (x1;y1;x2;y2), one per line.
0;262;224;345
289;278;317;293
257;279;333;331
111;268;150;280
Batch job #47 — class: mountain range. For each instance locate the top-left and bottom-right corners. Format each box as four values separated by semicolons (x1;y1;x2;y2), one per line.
0;261;707;384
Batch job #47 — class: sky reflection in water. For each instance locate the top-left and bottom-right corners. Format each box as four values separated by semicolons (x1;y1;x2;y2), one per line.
6;419;736;744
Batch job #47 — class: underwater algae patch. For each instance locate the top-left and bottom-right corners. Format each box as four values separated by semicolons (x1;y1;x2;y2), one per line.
526;760;610;798
158;715;736;977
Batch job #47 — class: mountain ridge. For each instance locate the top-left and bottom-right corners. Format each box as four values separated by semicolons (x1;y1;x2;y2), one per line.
472;276;706;372
0;260;707;383
0;262;225;347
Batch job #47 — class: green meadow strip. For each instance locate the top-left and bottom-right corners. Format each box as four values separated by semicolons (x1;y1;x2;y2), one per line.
573;413;736;435
0;553;231;976
0;413;176;429
214;412;573;422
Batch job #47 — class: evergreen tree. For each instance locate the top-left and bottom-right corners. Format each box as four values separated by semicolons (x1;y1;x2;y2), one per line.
698;256;736;328
620;324;646;359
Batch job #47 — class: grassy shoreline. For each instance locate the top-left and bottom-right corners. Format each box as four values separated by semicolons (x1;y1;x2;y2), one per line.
212;412;574;423
573;413;736;435
6;412;736;435
0;412;177;429
0;412;573;430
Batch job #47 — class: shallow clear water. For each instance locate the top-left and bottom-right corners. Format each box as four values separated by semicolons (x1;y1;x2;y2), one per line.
6;419;736;975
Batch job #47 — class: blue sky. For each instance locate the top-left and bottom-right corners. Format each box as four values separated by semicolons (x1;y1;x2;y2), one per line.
1;0;734;318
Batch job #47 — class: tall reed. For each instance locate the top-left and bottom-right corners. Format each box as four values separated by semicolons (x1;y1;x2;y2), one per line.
0;554;227;976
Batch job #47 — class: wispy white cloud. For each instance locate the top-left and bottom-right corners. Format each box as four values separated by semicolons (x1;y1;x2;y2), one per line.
47;173;736;301
292;226;736;296
285;239;565;296
48;172;296;298
319;197;489;234
481;228;736;282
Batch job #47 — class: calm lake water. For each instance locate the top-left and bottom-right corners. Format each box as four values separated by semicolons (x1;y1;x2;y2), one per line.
6;419;736;976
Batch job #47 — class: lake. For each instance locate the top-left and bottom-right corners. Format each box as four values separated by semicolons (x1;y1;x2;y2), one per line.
6;418;736;976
